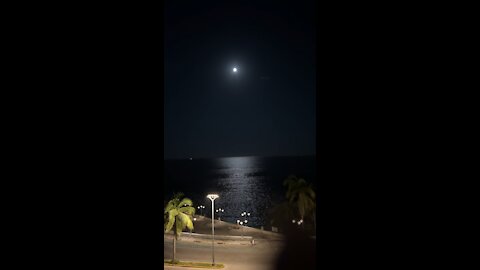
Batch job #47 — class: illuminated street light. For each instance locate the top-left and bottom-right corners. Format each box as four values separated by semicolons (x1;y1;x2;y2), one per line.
241;219;248;238
238;212;250;238
215;208;225;221
293;219;303;226
207;194;219;266
241;211;250;217
197;205;205;216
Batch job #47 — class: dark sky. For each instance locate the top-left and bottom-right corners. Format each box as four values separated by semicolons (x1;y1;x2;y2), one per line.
164;0;316;159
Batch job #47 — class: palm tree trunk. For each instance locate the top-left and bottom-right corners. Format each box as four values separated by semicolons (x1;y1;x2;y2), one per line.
173;236;176;263
313;213;316;235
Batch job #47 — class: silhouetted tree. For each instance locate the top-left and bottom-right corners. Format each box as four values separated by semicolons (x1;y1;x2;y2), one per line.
283;175;316;228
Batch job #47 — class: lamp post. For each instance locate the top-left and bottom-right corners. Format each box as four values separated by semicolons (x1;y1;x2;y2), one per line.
238;219;247;238
207;194;219;266
197;205;205;216
239;211;250;238
292;219;303;226
241;211;250;217
215;208;225;221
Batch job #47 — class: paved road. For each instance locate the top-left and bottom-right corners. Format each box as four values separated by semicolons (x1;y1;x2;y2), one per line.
164;236;285;270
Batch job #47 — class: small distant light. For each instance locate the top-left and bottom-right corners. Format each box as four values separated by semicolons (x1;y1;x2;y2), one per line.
292;220;296;223
193;218;197;221
247;213;250;216
240;222;243;225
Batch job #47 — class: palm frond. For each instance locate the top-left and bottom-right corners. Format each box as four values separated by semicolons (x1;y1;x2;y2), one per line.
298;193;307;217
178;206;195;216
164;200;177;213
165;209;177;232
283;175;297;187
177;212;194;231
177;198;193;208
297;178;307;185
164;193;196;239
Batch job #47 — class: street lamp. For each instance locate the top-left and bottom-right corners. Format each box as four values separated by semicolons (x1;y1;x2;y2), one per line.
189;217;197;236
215;208;225;221
292;219;303;225
239;221;244;237
241;211;250;217
239;212;250;238
197;205;205;216
241;219;248;238
207;194;219;266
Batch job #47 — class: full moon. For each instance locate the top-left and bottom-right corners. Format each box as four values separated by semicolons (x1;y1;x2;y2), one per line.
233;67;237;72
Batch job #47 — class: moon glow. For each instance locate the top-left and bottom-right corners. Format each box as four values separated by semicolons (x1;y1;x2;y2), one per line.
233;67;237;72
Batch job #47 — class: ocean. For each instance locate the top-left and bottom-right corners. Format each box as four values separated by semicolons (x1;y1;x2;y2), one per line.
164;155;316;228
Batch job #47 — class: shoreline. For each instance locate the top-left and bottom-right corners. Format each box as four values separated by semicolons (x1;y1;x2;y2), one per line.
166;216;284;241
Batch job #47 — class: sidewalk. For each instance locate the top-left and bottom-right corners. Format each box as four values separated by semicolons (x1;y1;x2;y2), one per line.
164;232;253;245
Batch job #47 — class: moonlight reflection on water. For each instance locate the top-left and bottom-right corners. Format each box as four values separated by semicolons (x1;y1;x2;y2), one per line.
164;156;315;227
215;156;270;226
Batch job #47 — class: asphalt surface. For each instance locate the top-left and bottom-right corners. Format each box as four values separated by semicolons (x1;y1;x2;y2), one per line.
164;216;285;270
164;236;285;270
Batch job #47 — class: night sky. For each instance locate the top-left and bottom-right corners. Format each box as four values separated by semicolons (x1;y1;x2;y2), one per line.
165;1;316;159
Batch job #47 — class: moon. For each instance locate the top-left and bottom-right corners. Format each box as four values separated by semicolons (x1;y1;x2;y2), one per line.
233;67;238;72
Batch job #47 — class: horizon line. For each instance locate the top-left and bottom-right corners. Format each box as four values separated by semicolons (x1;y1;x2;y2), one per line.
164;154;316;161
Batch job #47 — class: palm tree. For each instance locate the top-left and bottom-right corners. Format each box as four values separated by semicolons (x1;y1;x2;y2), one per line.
283;175;316;228
268;201;296;229
164;193;195;263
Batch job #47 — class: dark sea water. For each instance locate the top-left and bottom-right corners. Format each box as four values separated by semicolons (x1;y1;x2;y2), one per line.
164;155;316;228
